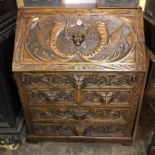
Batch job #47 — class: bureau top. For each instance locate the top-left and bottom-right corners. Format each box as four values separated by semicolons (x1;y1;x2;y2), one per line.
12;8;148;72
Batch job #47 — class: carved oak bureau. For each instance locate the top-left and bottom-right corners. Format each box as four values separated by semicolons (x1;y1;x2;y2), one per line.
12;2;148;144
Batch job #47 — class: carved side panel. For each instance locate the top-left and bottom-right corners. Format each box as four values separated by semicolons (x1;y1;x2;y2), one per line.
26;89;76;104
32;123;129;137
31;107;129;123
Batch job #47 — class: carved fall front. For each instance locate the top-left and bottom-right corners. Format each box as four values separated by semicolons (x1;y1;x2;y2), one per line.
27;15;133;62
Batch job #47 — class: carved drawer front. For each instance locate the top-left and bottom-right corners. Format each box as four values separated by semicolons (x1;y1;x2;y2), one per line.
20;73;139;89
21;73;75;88
26;89;76;105
30;107;130;124
32;123;132;137
82;90;131;107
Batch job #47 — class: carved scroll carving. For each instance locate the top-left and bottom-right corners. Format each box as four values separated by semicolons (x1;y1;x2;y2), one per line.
27;15;133;62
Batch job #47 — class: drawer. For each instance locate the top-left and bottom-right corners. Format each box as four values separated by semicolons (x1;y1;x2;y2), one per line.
30;107;130;124
20;72;139;89
32;123;132;137
26;88;76;105
82;90;131;107
21;73;75;88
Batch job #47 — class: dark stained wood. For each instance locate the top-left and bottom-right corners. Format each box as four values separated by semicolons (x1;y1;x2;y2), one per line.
12;6;148;144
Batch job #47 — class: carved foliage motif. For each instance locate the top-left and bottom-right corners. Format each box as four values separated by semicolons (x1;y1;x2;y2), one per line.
31;108;128;121
83;91;130;105
26;89;75;104
33;124;125;136
27;15;133;62
22;73;75;87
21;73;139;88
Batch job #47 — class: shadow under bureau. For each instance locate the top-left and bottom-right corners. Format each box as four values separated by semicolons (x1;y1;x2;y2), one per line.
12;7;148;144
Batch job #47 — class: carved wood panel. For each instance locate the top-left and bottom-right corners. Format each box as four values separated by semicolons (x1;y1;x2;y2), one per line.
13;8;146;72
32;123;130;137
27;14;133;63
30;107;130;123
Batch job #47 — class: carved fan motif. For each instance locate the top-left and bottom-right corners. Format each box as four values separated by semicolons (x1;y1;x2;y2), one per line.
27;15;134;62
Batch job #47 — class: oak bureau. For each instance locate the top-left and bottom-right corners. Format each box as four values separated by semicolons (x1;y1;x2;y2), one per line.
12;0;148;144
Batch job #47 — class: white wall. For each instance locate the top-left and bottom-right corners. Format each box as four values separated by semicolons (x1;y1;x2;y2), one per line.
65;0;96;4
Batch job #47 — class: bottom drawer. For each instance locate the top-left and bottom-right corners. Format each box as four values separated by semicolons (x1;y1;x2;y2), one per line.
32;123;132;137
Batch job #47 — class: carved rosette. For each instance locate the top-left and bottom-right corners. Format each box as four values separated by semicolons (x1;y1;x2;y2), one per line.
27;15;134;62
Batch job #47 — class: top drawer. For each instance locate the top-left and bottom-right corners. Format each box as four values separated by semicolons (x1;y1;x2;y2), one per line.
19;72;142;89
